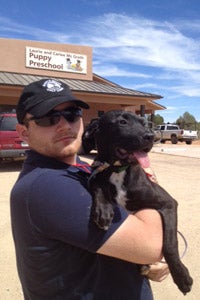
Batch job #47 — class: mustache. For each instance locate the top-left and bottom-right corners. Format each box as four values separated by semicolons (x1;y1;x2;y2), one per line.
53;131;78;142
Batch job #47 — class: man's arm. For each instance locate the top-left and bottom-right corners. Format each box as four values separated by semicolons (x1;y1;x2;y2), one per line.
97;209;163;265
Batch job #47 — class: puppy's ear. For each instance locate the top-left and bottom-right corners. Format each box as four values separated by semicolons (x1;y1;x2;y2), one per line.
83;118;99;139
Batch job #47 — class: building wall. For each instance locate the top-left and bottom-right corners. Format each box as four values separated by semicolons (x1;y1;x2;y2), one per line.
83;103;120;124
0;38;93;80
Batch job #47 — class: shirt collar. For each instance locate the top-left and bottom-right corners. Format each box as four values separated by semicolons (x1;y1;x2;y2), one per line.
24;150;91;173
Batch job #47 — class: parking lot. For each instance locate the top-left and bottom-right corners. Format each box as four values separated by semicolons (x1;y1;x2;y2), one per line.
1;142;200;299
152;140;200;159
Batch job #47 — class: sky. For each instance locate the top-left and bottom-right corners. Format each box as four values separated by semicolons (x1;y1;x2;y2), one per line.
0;0;200;122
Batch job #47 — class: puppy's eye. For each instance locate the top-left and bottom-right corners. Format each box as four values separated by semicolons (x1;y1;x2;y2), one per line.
119;119;127;125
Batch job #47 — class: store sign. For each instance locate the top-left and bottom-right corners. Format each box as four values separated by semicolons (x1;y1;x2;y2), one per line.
26;46;87;74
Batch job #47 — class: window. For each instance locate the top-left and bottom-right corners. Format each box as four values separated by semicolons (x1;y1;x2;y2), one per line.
98;111;104;117
166;125;178;130
0;116;18;131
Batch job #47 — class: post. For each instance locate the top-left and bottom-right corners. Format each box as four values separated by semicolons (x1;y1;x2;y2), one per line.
140;105;145;117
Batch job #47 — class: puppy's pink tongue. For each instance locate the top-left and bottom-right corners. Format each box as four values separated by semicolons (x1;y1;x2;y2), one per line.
133;151;150;168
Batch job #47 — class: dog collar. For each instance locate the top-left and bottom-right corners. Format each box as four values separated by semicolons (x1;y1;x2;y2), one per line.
88;161;129;185
91;160;129;173
91;161;110;172
90;160;157;184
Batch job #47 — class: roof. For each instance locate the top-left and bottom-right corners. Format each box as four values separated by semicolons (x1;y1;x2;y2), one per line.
0;71;162;100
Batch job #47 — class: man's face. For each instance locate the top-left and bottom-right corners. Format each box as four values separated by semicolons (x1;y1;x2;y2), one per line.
17;103;84;164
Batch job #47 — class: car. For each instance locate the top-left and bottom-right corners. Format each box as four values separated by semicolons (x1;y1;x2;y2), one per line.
153;123;198;144
0;112;29;162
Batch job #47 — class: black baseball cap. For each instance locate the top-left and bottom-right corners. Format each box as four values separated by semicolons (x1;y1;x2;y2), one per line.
16;78;89;124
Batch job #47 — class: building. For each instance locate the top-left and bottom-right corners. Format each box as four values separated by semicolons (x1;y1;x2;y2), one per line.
0;38;165;126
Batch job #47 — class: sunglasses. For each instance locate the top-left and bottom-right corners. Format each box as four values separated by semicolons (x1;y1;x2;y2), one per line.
24;107;82;127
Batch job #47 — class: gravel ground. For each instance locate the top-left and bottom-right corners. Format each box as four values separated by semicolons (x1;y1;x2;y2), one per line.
1;142;199;300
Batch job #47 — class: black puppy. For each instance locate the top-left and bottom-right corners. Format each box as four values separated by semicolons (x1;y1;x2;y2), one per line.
85;110;193;295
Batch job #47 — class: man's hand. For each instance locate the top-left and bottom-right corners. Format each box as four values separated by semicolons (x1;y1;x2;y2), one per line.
146;262;170;282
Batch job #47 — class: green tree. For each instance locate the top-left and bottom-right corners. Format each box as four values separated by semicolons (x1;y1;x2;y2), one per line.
148;114;164;126
176;112;197;130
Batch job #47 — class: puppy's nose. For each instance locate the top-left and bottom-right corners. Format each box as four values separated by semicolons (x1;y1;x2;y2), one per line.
143;133;154;141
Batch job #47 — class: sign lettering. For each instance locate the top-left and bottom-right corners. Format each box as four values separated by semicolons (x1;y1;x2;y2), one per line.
26;47;87;74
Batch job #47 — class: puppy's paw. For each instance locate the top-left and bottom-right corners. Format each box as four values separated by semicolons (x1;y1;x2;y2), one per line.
171;263;193;295
176;273;193;295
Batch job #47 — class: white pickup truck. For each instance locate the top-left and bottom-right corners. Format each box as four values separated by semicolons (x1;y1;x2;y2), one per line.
154;123;198;144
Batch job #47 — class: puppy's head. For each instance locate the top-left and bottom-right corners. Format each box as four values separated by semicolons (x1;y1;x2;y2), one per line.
83;110;154;164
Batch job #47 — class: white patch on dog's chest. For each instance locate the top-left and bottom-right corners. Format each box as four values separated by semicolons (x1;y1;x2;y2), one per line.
109;170;128;208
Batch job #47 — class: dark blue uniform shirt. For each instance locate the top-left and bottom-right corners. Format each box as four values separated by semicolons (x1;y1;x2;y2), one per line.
10;150;153;299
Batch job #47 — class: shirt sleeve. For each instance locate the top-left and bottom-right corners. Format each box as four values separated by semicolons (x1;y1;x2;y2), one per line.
28;170;129;252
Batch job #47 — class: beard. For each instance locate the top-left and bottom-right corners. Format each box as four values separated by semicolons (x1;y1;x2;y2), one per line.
52;136;82;163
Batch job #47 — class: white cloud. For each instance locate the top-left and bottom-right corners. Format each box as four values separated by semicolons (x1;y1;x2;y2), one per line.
93;64;151;78
164;106;181;111
82;14;200;71
170;85;200;97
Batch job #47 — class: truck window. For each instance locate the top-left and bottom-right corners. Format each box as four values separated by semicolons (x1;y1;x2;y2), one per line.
0;116;18;131
166;125;178;130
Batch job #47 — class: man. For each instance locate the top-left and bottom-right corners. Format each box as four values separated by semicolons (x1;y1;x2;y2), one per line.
10;78;169;299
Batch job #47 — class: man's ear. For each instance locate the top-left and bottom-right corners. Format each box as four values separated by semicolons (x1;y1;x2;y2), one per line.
16;123;29;142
